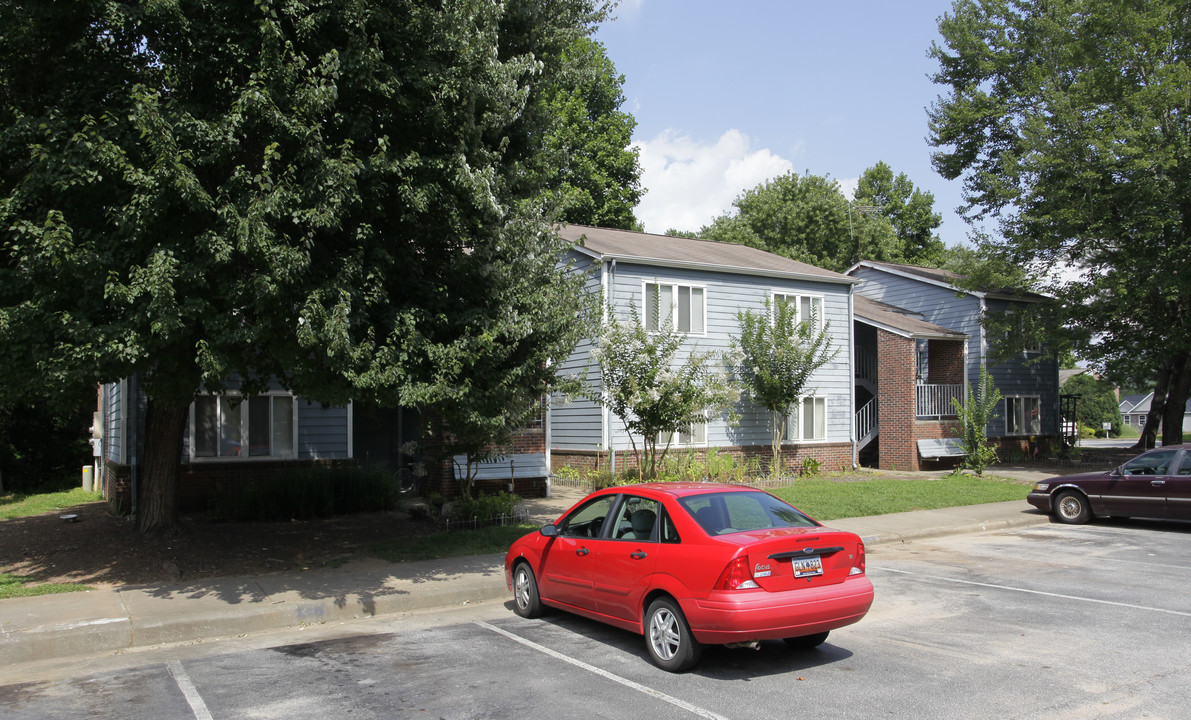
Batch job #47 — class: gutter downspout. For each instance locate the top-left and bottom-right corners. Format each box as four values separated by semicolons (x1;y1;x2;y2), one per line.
600;258;615;459
848;287;857;469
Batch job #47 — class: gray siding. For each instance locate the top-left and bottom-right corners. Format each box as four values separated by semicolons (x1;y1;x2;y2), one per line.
853;266;1059;436
555;257;854;452
550;251;606;451
103;381;122;463
984;298;1060;436
298;400;350;460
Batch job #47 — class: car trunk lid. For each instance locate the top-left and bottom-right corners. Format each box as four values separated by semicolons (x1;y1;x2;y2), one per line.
736;527;861;592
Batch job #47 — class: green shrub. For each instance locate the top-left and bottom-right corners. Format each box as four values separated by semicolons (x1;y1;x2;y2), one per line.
553;465;581;482
446;491;523;528
800;457;822;477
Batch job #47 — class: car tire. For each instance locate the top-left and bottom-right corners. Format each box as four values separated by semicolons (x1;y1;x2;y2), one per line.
512;562;543;619
1054;490;1091;524
645;598;702;672
783;631;829;650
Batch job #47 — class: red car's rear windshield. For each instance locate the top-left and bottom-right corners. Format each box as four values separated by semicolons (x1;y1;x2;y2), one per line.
678;491;818;536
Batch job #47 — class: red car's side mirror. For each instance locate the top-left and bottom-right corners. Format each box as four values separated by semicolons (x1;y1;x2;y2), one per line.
539;524;559;538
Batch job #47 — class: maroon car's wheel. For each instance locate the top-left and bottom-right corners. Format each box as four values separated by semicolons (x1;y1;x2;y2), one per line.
1054;490;1091;524
645;598;702;672
783;631;829;650
512;562;543;618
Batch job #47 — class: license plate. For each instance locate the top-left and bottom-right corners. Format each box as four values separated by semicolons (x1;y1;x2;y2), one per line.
792;555;823;578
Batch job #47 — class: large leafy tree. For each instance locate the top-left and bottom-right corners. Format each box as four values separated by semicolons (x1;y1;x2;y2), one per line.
854;161;947;267
929;0;1191;446
538;37;642;229
730;297;836;471
699;171;925;273
0;0;609;531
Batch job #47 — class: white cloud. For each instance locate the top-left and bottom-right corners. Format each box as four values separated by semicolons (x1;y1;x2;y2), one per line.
838;177;859;202
633;129;794;234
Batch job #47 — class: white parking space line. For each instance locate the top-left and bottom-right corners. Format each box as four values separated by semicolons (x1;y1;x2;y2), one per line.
872;566;1191;617
167;660;214;720
476;621;731;720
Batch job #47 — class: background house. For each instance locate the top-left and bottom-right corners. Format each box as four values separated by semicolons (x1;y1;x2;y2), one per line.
1119;393;1191;435
549;225;859;475
847;260;1060;468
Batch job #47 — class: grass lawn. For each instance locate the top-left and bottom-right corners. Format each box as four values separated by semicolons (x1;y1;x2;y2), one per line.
0;574;93;600
370;472;1030;561
0;488;103;520
770;472;1031;521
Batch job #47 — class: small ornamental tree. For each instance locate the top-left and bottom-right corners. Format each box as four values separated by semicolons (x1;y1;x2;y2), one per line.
730;297;837;472
952;366;1002;476
591;302;736;480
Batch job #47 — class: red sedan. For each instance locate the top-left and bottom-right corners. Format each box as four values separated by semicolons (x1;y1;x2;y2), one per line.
504;482;874;672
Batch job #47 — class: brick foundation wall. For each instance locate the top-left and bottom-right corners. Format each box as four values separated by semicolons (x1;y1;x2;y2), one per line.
551;442;854;478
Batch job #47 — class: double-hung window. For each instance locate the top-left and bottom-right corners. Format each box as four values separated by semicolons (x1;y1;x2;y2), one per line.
659;417;708;446
193;394;296;459
773;292;824;329
784;397;827;442
645;282;705;334
1004;396;1040;435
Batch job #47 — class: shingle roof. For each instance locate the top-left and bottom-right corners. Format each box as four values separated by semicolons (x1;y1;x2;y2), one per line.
852;260;1048;302
853;295;967;340
559;225;856;285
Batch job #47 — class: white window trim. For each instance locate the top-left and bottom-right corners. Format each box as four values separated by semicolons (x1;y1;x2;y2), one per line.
659;415;708;448
1004;395;1041;436
643;280;707;336
772;291;825;331
189;391;300;461
783;396;829;443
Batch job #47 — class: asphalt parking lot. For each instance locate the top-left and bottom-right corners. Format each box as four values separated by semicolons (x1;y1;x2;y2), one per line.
3;520;1188;720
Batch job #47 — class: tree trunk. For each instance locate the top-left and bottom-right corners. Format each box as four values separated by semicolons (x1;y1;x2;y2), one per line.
1161;354;1191;446
137;399;189;533
1134;359;1171;451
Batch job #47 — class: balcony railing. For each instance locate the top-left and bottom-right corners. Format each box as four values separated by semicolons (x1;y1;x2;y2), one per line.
917;384;963;418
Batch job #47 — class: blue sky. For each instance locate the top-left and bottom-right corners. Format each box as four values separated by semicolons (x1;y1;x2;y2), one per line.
594;0;970;245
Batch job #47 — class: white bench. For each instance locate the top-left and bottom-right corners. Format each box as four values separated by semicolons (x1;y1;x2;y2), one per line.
453;453;550;483
917;438;967;459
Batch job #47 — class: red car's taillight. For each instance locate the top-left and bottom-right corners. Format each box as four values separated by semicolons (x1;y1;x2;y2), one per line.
716;557;760;590
850;540;866;575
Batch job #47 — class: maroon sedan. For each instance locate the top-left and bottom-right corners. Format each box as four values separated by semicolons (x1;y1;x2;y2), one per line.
505;482;874;672
1027;444;1191;523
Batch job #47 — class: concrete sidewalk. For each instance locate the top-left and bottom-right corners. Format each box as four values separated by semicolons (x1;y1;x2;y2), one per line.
1;480;1056;669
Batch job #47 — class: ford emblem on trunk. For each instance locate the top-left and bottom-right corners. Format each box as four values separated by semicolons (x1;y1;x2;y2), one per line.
803;547;814;554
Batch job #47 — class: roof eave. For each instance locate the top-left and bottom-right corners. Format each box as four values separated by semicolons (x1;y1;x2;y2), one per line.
590;252;860;286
